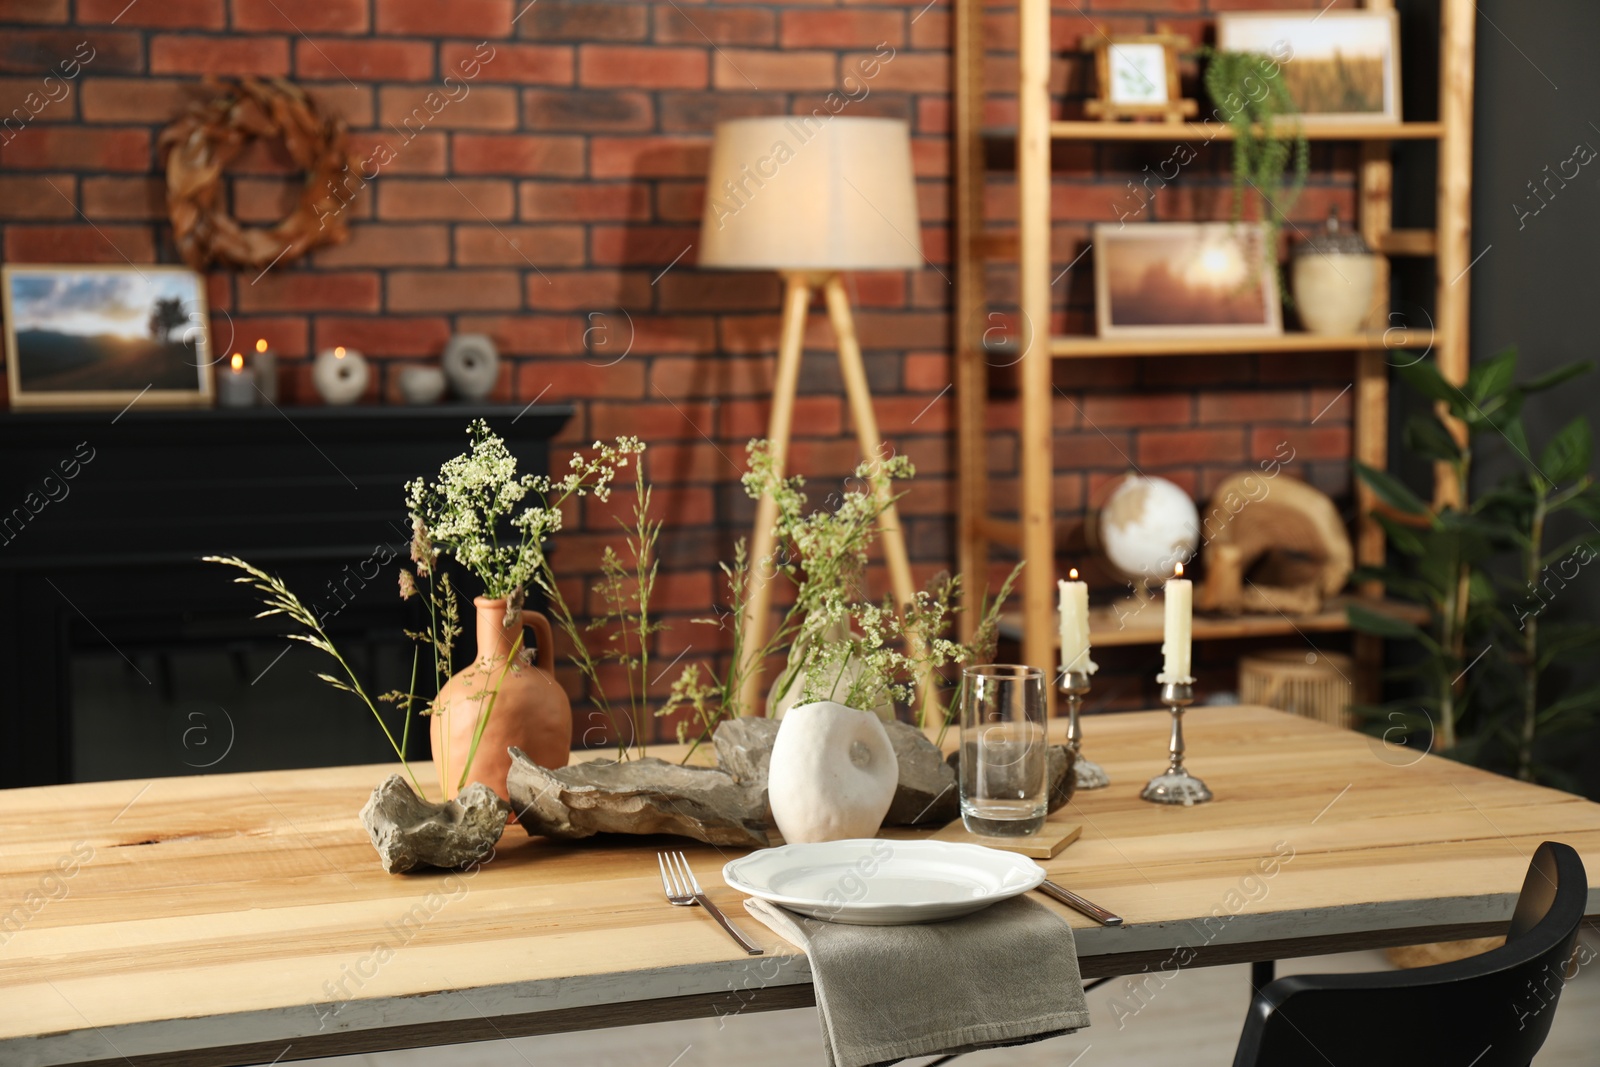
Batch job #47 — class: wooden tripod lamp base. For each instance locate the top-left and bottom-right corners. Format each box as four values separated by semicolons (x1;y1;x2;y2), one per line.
735;271;918;716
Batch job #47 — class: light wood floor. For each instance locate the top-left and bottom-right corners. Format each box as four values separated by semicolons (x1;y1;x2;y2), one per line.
296;936;1600;1067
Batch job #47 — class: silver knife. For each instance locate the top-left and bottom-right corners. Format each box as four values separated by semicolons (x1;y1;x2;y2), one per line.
1040;878;1123;926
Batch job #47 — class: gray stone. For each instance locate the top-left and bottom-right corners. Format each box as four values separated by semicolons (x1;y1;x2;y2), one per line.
1047;745;1077;813
943;743;1077;815
883;721;959;826
508;748;772;848
359;774;510;875
712;716;780;785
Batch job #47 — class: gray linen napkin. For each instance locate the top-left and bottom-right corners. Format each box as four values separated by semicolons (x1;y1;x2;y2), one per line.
743;895;1090;1067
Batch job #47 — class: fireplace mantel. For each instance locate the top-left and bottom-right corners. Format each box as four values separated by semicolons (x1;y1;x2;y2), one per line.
0;404;572;787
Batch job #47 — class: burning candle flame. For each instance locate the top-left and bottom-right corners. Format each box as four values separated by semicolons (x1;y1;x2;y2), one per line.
335;346;346;359
1175;561;1184;578
1069;568;1079;580
230;353;243;372
255;338;268;353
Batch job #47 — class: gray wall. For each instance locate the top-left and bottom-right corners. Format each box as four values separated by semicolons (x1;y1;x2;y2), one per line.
1470;0;1600;788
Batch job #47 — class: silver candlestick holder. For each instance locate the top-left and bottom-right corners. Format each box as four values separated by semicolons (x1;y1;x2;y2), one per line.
1060;669;1109;789
1140;680;1212;806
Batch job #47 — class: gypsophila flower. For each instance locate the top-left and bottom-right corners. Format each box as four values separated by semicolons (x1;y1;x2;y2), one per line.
405;420;643;600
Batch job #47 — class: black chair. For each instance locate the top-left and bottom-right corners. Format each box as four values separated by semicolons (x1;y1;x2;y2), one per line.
1233;841;1588;1067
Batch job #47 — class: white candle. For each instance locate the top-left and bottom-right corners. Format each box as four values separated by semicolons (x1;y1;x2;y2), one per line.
251;337;278;404
1159;562;1193;684
1058;568;1096;676
217;352;257;408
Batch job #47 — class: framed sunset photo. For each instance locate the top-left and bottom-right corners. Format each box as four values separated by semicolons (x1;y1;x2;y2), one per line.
1093;223;1283;339
3;264;214;410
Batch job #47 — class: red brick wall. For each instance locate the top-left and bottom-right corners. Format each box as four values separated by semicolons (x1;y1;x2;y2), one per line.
0;0;1362;733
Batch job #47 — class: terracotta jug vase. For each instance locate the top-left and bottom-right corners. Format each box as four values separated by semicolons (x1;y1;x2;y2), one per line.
431;597;571;803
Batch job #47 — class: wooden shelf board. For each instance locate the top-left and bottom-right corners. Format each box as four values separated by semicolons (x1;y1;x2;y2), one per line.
1049;330;1436;359
997;596;1428;649
1032;120;1444;142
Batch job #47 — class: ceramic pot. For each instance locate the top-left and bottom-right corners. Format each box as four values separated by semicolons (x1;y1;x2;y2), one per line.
767;701;898;843
431;597;571;803
1292;253;1378;335
398;365;447;404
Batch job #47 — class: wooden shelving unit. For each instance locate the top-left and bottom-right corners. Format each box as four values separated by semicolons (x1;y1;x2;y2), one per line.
952;0;1477;697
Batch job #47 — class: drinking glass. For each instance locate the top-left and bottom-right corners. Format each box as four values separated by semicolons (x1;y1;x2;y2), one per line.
959;664;1048;836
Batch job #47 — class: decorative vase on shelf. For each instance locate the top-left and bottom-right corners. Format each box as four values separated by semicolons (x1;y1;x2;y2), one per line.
766;620;896;722
442;333;499;400
312;345;369;405
767;700;899;843
1291;208;1379;336
431;597;571;803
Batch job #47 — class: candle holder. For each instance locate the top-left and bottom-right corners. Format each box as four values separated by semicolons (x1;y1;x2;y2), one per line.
1140;680;1212;806
1060;670;1109;789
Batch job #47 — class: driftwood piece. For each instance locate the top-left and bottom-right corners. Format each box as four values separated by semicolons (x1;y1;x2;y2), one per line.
507;749;772;847
1197;472;1353;616
508;716;1008;847
359;775;509;875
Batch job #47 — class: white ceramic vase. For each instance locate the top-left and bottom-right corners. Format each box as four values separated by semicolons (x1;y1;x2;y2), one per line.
1292;253;1378;335
767;701;898;844
312;346;369;405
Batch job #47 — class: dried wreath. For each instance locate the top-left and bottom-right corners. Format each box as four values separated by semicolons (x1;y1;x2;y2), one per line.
158;77;351;271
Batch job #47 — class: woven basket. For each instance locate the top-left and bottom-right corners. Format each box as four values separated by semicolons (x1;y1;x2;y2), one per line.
1239;649;1355;730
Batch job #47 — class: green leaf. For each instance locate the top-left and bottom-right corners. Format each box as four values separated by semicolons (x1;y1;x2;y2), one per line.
1403;412;1463;463
1522;359;1593;394
1537;622;1600;669
1467;347;1517;403
1395;358;1461;406
1539;533;1600;571
1539;417;1591;485
1372;513;1428;557
1354;461;1431;517
1347;602;1432;645
1537;684;1600;725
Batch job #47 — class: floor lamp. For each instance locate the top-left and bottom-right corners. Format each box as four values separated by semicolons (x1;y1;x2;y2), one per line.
698;116;925;716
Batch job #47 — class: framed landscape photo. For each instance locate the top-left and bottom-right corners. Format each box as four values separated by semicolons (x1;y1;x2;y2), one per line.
1093;222;1282;339
3;265;213;410
1216;10;1401;125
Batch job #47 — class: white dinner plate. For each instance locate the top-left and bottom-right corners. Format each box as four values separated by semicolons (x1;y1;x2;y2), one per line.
722;838;1047;925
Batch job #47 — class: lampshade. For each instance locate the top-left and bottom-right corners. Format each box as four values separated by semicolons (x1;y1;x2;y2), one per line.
699;116;923;271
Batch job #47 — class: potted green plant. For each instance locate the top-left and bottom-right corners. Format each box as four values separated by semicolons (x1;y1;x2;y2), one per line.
1350;350;1600;788
1203;49;1310;285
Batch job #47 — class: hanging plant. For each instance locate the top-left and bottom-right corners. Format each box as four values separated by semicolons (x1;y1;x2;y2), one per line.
1203;49;1310;289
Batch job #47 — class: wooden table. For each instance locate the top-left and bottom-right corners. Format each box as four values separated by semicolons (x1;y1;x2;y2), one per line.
3;706;1597;1067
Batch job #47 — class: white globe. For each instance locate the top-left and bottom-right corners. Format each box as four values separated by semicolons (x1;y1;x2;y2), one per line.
1099;475;1200;582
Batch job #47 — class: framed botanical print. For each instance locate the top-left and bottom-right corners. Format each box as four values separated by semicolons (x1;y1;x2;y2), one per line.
1085;32;1198;122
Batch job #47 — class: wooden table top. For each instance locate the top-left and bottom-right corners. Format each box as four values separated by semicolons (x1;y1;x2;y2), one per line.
3;706;1597;1067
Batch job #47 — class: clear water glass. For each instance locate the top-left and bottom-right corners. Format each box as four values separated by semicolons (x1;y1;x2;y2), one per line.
959;664;1048;836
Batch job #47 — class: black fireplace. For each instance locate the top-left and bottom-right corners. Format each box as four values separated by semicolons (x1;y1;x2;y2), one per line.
0;404;571;788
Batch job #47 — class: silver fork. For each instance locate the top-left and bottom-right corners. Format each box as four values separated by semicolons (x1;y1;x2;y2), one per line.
658;850;763;955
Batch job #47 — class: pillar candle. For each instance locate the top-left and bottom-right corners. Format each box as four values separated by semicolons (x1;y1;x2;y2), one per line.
250;338;278;404
1058;568;1096;676
217;352;256;408
1159;562;1193;684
